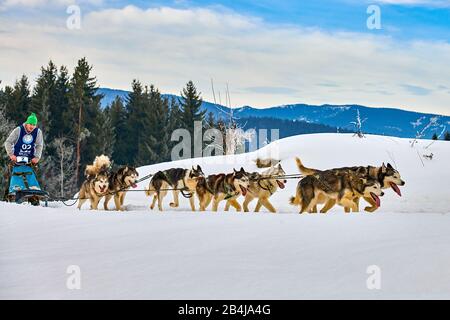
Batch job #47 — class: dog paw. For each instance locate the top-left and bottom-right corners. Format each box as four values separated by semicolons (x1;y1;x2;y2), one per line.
169;202;179;208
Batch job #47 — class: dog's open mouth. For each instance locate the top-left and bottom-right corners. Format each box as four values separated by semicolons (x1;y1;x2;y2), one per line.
240;185;247;196
276;180;286;189
131;182;138;189
371;192;381;207
390;182;402;196
100;186;107;193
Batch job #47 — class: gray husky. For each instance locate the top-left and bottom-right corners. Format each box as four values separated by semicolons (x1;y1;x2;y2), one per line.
145;166;205;211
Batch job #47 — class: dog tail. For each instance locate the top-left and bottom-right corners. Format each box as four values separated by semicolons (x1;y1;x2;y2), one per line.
145;185;151;197
289;194;301;206
145;184;156;197
85;155;111;178
295;157;317;175
289;196;297;206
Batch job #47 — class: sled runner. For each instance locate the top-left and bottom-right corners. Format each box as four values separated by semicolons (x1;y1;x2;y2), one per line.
6;156;49;206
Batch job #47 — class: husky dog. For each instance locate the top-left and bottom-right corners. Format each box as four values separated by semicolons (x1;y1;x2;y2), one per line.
240;163;287;213
290;170;384;214
78;155;111;210
145;166;204;211
85;155;111;177
294;157;405;212
196;167;250;212
104;166;139;211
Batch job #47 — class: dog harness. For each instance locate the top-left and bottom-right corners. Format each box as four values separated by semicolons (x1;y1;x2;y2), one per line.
161;170;193;198
257;180;275;195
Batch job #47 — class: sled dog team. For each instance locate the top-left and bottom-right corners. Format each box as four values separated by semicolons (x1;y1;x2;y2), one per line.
78;155;405;213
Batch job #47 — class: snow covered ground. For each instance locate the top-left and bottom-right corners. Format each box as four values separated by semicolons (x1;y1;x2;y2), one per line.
1;133;449;299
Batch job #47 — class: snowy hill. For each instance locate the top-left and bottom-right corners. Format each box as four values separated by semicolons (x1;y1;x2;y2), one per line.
1;133;450;299
234;104;450;139
98;87;450;139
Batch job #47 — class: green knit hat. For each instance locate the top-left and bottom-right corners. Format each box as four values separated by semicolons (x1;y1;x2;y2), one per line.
25;113;38;126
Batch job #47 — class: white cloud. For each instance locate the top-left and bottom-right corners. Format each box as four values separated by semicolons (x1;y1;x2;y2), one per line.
374;0;450;7
0;0;102;9
0;5;449;115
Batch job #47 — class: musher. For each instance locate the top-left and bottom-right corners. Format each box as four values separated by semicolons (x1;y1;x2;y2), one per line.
3;113;44;198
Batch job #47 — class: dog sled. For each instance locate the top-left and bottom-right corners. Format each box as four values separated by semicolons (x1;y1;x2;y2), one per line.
5;156;49;206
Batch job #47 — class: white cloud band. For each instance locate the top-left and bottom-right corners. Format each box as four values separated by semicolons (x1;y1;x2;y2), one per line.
0;5;449;114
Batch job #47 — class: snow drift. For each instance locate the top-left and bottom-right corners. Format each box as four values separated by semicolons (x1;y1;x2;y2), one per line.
1;133;449;299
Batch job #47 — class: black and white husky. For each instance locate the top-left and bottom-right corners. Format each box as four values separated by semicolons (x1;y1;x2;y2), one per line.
145;166;205;211
104;166;139;211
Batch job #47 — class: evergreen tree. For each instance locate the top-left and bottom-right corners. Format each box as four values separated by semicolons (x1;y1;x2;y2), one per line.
109;97;128;165
144;86;170;164
167;97;183;132
165;97;183;160
432;133;438;140
97;107;115;158
125;80;147;166
179;81;205;158
0;88;15;198
31;61;58;134
8;75;31;124
180;81;206;134
1;86;14;124
130;85;170;166
53;66;71;139
65;58;103;186
444;131;450;141
125;82;175;166
134;85;154;166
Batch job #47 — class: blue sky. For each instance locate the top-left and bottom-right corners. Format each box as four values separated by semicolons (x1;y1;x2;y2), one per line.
104;0;450;41
0;0;449;114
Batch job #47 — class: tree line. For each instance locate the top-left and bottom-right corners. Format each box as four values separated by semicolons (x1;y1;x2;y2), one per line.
0;58;209;197
1;58;449;197
432;132;450;141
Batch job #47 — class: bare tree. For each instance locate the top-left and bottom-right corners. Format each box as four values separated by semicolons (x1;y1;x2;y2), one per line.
209;79;254;155
425;124;447;149
351;109;366;138
410;116;441;147
52;137;76;198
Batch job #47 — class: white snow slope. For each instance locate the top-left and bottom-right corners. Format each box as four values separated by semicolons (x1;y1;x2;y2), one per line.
1;133;449;299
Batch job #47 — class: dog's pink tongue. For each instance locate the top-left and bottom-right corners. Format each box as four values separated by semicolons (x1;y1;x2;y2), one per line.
391;183;402;196
371;193;381;208
277;180;285;189
132;183;138;189
241;186;247;196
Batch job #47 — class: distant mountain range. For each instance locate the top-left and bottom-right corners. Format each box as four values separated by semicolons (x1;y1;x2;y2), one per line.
98;88;449;139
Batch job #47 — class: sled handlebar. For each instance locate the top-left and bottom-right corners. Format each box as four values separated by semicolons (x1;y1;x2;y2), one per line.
11;160;37;167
